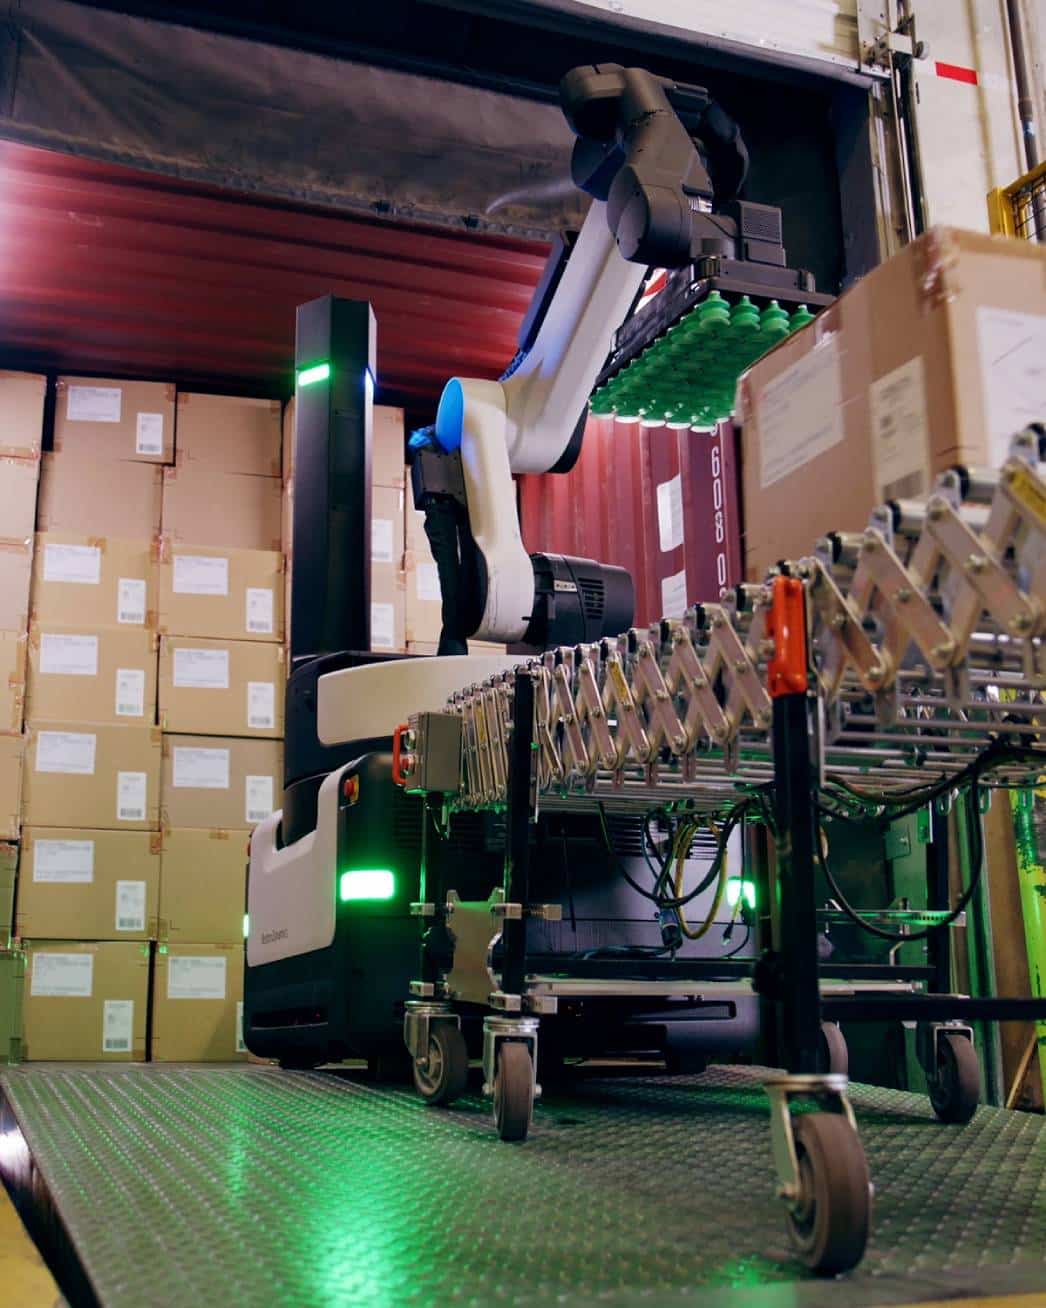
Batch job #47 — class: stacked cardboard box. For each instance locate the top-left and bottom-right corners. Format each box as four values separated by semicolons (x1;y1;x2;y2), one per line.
282;398;408;654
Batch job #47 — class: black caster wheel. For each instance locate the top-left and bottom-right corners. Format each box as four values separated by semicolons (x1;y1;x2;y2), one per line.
817;1021;848;1077
786;1113;871;1275
929;1031;980;1124
412;1025;469;1105
493;1042;534;1142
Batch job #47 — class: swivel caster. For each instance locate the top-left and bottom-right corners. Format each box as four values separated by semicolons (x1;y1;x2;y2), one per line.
493;1043;535;1142
764;1073;871;1275
412;1024;469;1106
817;1021;848;1077
928;1030;980;1124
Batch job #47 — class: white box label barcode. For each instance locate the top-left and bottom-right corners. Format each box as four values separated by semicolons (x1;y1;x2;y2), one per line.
977;306;1046;463
173;647;229;689
117;577;147;625
245;587;274;635
168;955;227;1001
661;569;688;619
173;555;229;597
416;562;441;603
103;999;134;1052
758;336;844;489
117;771;147;822
31;952;93;997
173;745;230;790
43;543;101;585
67;385;121;423
115;880;146;932
135;412;164;456
40;632;98;677
236;1000;246;1053
247;681;275;730
115;667;146;718
245;774;274;823
656;474;684;553
371;602;395;650
372;517;395;564
33;838;95;884
35;730;96;775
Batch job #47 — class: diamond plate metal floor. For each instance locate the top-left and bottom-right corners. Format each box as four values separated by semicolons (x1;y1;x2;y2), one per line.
0;1064;1043;1308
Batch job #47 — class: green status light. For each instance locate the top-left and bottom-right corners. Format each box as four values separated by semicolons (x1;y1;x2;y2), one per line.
339;869;395;902
297;361;331;387
243;913;249;938
726;879;757;911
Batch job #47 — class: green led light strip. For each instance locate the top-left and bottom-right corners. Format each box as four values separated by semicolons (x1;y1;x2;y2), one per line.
297;362;331;387
339;869;395;902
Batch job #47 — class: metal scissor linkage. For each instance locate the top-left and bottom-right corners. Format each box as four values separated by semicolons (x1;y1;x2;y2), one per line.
401;429;1046;1277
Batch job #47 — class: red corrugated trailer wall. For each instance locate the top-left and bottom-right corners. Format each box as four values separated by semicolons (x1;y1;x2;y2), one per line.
519;418;743;627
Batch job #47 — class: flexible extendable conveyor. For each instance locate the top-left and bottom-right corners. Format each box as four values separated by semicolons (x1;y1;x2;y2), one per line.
0;1064;1043;1308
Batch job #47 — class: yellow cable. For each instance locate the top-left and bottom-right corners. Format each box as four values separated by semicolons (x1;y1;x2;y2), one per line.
673;819;729;940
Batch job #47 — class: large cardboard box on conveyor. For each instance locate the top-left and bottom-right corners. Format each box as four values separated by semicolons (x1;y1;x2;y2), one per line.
151;941;247;1062
738;227;1046;577
21;939;149;1061
53;376;175;464
17;828;161;941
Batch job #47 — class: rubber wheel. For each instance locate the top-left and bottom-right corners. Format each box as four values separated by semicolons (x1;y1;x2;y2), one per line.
817;1021;849;1077
929;1032;980;1124
785;1113;871;1275
493;1042;534;1142
412;1025;469;1106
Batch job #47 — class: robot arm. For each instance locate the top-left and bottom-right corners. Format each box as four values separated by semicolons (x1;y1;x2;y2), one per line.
422;66;749;647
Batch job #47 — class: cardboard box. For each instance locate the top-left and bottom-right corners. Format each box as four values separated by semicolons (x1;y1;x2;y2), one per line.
17;828;160;941
0;844;16;946
0;735;22;840
158;637;284;738
23;723;161;831
159;829;246;943
374;405;406;489
282;395;295;482
0;949;24;1064
161;465;282;551
158;544;284;643
738;227;1046;576
0;539;33;633
282;478;293;554
0;631;26;735
38;452;163;538
161;735;282;831
175;393;283;478
151;941;246;1061
31;533;158;630
53;376;175;464
371;485;406;653
27;625;158;727
0;456;41;544
22;939;149;1060
0;371;45;460
404;506;442;645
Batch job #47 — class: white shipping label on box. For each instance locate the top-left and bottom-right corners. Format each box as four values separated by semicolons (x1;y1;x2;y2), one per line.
42;543;101;586
168;955;227;1001
245;588;274;635
869;356;930;503
247;681;276;730
977;307;1046;463
115;880;146;932
758;336;844;489
33;838;95;884
115;667;146;718
372;517;395;564
656;474;685;553
117;771;148;822
245;774;275;823
35;730;96;775
39;632;98;677
173;555;229;597
371;602;395;650
236;1000;246;1053
416;562;441;603
173;746;230;790
661;569;688;619
135;412;164;456
173;647;229;689
67;385;121;423
117;578;147;625
31;952;93;998
103;999;134;1052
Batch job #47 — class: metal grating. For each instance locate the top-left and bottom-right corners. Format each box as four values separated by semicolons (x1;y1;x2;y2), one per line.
1012;172;1046;242
1;1064;1044;1307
